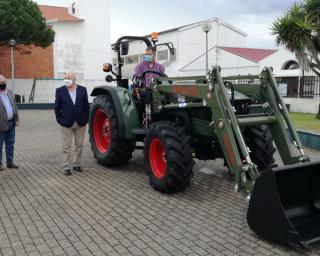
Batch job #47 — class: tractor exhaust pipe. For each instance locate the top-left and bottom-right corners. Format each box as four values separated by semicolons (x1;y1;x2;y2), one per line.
247;161;320;248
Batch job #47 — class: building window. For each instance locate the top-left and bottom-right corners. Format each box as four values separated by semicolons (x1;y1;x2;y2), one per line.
157;50;169;61
125;54;139;64
302;76;316;98
72;2;76;14
282;60;299;70
138;49;176;63
157;48;176;62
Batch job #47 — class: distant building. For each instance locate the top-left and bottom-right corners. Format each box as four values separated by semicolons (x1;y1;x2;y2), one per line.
114;18;319;105
0;0;111;80
113;18;248;78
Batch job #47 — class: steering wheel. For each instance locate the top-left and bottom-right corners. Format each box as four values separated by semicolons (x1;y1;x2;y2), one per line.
140;69;168;87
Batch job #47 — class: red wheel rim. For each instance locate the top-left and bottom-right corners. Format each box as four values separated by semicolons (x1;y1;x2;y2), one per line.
149;138;166;179
93;109;111;153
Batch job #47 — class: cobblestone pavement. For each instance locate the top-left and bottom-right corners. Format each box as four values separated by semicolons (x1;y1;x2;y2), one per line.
0;110;319;256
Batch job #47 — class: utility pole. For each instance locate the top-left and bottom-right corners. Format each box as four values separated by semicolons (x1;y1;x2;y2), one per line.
9;39;16;93
202;22;212;75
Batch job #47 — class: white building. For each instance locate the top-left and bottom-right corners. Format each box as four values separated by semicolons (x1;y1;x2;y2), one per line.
7;1;111;104
114;18;247;78
112;18;319;113
40;0;111;80
113;17;313;78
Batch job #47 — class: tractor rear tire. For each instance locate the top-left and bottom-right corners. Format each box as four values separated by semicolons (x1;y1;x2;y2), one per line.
89;94;134;167
144;121;194;193
244;125;276;171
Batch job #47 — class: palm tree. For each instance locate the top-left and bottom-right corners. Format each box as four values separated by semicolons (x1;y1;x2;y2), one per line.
272;0;320;77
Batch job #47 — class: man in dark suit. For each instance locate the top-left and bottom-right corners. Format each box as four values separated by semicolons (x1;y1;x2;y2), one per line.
0;75;19;171
54;71;90;175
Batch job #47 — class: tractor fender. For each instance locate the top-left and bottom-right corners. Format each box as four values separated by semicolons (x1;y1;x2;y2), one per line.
165;110;192;135
91;86;139;139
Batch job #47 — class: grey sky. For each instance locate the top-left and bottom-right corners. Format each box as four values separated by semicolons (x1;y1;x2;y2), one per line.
36;0;299;48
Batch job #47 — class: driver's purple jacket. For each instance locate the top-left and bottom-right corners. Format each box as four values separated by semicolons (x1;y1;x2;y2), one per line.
134;61;165;88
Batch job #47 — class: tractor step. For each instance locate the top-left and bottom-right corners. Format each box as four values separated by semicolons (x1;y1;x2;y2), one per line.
237;115;276;127
132;128;147;135
133;128;147;142
134;142;144;150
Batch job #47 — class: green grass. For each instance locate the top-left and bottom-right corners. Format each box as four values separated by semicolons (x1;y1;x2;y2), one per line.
290;112;320;132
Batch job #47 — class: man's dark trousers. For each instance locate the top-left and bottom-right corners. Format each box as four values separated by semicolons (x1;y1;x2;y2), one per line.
0;120;15;164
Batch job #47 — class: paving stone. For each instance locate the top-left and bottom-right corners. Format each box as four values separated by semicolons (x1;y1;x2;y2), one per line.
0;110;318;256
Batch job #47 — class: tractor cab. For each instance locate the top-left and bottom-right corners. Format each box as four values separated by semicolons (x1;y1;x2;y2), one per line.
101;33;174;129
102;32;174;90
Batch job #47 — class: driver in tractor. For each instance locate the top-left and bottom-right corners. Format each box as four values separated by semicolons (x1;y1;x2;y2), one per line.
133;46;165;127
134;46;165;88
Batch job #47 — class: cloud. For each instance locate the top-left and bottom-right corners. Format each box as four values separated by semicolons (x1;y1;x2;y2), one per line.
35;0;67;6
35;0;300;48
204;0;296;15
111;0;300;47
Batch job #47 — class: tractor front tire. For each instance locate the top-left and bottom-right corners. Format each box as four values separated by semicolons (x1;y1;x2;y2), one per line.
144;121;194;193
244;125;276;171
89;94;134;167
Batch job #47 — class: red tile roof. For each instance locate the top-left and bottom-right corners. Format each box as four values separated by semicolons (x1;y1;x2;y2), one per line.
39;5;82;22
220;47;277;62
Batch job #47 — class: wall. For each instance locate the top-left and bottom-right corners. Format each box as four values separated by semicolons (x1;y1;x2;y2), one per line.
52;22;84;79
260;48;296;75
6;78;105;103
180;46;259;76
177;20;247;75
70;0;112;80
5;79;34;102
284;98;320;114
115;19;247;79
220;50;259;76
260;47;315;78
7;77;319;114
0;45;54;79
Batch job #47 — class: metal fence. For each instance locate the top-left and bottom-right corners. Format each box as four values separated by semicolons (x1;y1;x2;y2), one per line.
301;76;320;98
277;76;320;99
223;75;320;99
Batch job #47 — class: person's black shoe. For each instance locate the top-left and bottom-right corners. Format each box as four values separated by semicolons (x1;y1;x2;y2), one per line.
73;166;83;172
64;168;72;176
7;163;19;169
0;164;3;172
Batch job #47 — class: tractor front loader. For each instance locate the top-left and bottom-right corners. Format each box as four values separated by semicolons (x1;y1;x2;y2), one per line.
89;34;320;248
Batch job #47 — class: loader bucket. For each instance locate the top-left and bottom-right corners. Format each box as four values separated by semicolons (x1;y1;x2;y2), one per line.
247;161;320;248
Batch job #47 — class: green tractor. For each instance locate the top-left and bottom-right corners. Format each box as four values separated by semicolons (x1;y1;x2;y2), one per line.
89;35;320;248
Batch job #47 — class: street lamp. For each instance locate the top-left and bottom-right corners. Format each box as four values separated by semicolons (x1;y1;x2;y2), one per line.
8;39;16;93
202;22;212;75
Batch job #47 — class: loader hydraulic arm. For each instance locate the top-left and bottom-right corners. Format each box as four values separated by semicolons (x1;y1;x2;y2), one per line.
259;67;309;163
153;67;260;198
153;66;311;200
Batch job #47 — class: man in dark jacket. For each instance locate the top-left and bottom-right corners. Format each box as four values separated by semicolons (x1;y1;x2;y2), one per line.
54;71;90;175
0;75;19;171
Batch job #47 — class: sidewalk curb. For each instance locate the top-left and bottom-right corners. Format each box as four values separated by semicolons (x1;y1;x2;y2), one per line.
296;130;320;150
17;104;320;150
17;103;54;110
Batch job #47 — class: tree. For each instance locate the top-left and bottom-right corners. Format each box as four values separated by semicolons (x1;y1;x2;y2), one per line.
0;0;55;48
272;0;320;77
